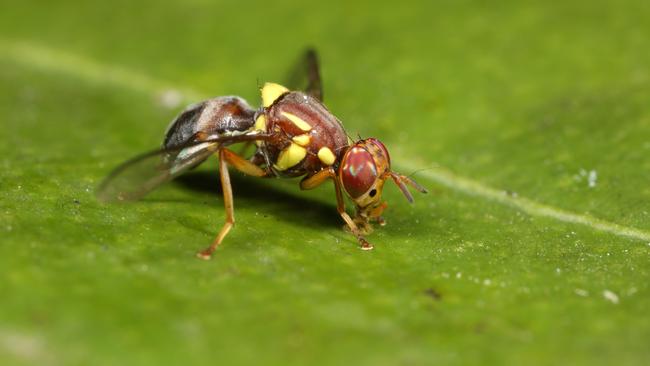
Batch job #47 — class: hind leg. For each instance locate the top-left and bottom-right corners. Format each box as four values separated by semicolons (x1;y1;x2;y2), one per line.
196;148;266;260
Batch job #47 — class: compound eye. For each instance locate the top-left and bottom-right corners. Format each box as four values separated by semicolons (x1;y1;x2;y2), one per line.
367;138;390;165
340;147;378;198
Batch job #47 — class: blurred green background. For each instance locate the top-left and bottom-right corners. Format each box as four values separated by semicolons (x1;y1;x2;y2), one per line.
1;0;649;365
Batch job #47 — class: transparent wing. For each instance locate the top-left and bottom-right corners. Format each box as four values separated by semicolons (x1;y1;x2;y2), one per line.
96;133;272;203
284;48;323;101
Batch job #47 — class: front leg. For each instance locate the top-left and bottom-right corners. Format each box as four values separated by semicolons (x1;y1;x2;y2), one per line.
355;201;388;232
300;169;373;250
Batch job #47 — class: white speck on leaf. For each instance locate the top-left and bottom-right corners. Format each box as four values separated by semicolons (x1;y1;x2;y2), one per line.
574;169;598;188
603;290;619;304
574;288;589;297
0;330;46;362
588;170;597;188
158;89;183;109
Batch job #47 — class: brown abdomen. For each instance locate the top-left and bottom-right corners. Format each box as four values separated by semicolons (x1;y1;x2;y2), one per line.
163;96;255;148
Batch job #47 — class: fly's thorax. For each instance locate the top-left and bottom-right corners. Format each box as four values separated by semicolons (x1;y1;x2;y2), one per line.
256;83;350;176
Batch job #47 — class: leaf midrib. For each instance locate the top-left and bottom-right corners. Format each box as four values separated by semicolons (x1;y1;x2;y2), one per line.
3;37;648;244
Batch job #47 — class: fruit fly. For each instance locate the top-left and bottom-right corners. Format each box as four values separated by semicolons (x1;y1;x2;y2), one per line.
97;50;427;259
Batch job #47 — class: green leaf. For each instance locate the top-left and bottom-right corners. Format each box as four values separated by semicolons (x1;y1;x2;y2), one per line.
1;1;649;365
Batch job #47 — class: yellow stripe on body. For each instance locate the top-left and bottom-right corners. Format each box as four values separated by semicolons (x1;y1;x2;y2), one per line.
254;114;267;131
292;134;311;146
281;112;312;132
317;147;336;165
275;143;307;171
261;82;289;108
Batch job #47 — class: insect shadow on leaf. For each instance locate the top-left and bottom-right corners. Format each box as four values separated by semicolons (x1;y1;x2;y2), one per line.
423;287;443;301
175;170;342;229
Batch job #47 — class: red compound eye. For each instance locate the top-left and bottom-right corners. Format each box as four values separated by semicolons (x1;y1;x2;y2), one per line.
366;138;390;165
340;146;378;198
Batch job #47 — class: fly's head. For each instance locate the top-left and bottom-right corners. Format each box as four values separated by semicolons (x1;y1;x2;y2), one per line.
338;138;427;226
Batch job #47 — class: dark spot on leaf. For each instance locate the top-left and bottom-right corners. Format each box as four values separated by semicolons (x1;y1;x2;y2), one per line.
504;190;518;197
474;322;487;334
423;287;442;301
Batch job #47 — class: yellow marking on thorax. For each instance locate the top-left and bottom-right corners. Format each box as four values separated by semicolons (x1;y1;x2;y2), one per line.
253;114;267;146
254;114;267;131
261;82;289;108
275;143;307;171
281;111;312;131
292;134;311;146
317;147;336;165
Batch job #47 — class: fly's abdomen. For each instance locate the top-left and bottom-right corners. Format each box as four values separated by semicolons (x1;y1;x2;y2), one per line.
163;96;256;149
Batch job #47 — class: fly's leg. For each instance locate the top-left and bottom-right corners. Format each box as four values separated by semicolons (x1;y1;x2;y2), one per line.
196;148;266;260
374;216;387;226
221;148;267;177
300;169;373;250
196;149;234;260
299;168;333;190
333;179;373;250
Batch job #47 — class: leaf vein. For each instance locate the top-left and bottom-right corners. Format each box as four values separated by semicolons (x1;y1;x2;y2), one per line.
3;39;648;243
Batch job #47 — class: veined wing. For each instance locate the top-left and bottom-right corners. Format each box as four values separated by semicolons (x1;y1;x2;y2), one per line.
96;133;272;203
285;48;323;101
